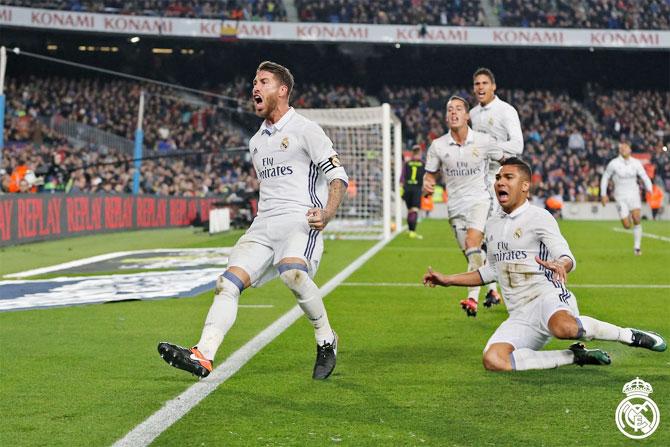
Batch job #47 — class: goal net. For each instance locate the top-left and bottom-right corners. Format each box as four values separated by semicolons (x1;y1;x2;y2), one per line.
299;104;402;240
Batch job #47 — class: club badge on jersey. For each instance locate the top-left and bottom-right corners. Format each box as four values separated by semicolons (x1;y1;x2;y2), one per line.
281;137;289;151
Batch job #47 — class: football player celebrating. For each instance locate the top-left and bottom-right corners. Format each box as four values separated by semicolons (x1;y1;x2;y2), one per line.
158;61;348;380
423;157;666;371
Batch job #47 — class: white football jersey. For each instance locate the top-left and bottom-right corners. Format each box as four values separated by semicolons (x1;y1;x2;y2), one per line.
470;96;523;181
425;128;502;215
600;155;652;199
478;201;576;313
249;108;348;218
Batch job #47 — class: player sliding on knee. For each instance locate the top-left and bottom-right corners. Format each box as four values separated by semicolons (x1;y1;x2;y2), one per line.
158;61;347;380
423;158;666;371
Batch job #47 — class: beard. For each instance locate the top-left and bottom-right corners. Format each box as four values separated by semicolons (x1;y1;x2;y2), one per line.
256;94;278;119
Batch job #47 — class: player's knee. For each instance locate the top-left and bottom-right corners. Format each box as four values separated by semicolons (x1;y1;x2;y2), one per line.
215;271;245;296
278;265;309;291
549;319;579;339
482;351;511;372
465;248;484;271
621;219;632;229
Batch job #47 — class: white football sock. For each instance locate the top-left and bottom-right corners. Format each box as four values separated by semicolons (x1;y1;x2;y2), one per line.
577;316;632;343
511;348;574;370
280;268;334;345
196;274;241;360
633;224;642;250
465;248;483;301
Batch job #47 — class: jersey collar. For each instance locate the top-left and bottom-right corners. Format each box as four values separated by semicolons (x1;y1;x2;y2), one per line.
261;107;296;135
505;199;530;218
446;126;475;146
480;96;499;110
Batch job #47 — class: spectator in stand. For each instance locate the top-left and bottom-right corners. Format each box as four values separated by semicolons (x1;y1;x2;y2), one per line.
296;0;485;26
1;0;288;21
497;0;669;30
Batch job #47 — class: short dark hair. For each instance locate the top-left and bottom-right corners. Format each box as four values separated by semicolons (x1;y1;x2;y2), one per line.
473;67;496;84
446;95;470;113
501;157;531;181
257;61;294;99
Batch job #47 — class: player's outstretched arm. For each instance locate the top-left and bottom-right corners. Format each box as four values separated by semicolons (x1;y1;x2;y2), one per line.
423;266;484;288
307;178;347;231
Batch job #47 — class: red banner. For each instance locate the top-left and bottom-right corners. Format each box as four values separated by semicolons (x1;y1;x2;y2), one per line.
0;194;220;246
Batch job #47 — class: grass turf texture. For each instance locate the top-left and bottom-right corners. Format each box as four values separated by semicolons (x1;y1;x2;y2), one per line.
1;220;668;446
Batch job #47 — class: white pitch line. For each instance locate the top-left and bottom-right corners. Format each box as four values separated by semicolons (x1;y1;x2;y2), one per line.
340;282;670;289
612;227;670;243
4;248;233;279
112;234;399;447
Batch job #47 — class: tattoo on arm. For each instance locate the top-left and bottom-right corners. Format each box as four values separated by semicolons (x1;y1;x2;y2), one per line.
325;179;347;218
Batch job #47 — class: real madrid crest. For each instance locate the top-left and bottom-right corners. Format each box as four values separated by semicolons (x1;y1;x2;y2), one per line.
488;117;494;126
513;228;522;239
280;137;289;151
615;377;660;440
472;148;480;158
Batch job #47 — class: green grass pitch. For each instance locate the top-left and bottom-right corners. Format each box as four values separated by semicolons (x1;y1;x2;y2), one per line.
0;220;668;446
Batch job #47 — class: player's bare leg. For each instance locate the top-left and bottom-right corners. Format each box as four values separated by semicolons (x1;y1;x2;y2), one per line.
278;257;337;379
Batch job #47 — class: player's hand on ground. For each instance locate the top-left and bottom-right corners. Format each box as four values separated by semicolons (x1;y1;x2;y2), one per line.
306;208;330;231
600;196;609;206
423;266;449;288
535;256;568;284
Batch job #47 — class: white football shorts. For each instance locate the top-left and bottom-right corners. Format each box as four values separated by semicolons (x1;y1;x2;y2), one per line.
484;290;580;352
448;198;491;243
227;213;322;287
614;194;642;219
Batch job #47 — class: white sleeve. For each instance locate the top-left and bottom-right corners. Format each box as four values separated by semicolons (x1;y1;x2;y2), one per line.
600;160;613;198
304;123;348;185
425;141;440;173
499;106;524;157
482;133;503;161
478;224;498;283
636;161;653;193
536;209;576;272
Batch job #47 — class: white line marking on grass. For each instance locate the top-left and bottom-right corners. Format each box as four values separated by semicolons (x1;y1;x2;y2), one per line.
112;234;399;447
612;227;670;243
4;248;233;278
340;282;670;289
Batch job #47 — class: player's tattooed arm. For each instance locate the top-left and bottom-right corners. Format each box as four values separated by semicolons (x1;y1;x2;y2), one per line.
306;179;346;231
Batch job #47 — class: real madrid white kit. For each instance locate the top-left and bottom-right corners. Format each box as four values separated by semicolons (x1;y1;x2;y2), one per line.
228;107;348;286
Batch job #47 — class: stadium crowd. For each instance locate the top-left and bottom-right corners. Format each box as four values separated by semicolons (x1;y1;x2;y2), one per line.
496;0;670;30
4;0;670;29
2;75;668;214
0;0;287;21
296;0;485;26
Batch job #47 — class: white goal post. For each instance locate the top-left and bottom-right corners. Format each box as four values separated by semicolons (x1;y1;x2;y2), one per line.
299;104;403;240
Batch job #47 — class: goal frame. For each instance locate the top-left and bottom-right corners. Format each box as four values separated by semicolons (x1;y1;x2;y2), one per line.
298;103;402;240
